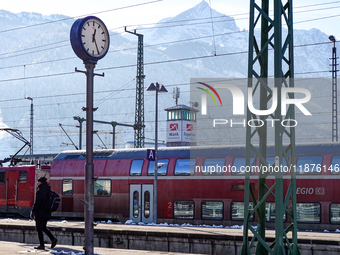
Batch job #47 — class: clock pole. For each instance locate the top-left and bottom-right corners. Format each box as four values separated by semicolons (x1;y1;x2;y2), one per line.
84;62;95;255
76;62;104;255
70;16;109;255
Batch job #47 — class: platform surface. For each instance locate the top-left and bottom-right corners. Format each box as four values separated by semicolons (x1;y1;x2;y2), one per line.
1;218;340;251
0;240;205;255
1;218;340;243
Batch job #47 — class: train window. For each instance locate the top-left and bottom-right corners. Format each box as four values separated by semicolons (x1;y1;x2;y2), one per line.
130;160;144;176
19;171;27;183
201;158;225;175
144;191;150;219
93;151;113;158
330;156;340;174
231;202;254;221
94;179;111;196
265;202;286;222
330;203;340;224
65;154;81;160
231;184;254;190
174;158;196;175
266;157;288;175
201;201;223;220
133;191;139;218
296;203;321;223
0;171;4;183
148;159;169;176
232;157;255;175
296;156;322;174
174;201;194;219
62;179;73;196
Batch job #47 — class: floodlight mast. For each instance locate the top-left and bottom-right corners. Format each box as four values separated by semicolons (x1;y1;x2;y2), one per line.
329;35;338;142
25;97;33;162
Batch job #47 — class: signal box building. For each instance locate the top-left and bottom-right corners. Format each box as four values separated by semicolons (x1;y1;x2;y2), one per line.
164;104;198;147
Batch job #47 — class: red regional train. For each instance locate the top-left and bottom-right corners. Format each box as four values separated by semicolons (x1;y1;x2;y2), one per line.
1;142;340;231
0;164;50;218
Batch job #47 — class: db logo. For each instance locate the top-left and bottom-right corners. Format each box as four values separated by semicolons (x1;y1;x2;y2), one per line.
186;124;193;131
170;124;178;131
315;187;325;195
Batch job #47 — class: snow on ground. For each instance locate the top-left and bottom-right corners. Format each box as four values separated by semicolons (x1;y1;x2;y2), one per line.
11;218;340;254
123;219;243;229
18;249;101;254
5;218;340;233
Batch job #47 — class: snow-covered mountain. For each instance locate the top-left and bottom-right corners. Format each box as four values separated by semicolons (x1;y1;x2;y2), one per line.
0;1;335;158
141;0;239;45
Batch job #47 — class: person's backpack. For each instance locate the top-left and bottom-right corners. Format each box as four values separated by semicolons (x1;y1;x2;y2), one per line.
46;190;61;212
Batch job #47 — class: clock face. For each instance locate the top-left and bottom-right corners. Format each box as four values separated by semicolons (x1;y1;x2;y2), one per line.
80;18;109;58
70;16;110;62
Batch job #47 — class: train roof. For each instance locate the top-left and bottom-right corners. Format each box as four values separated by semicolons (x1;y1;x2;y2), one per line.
53;142;340;161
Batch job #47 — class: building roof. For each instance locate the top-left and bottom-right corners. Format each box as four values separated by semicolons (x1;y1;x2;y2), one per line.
164;104;199;112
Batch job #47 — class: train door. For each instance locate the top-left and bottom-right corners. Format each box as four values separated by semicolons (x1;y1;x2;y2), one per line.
129;184;153;224
6;171;18;207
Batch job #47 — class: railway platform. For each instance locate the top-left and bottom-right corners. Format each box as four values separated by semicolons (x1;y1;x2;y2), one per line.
0;218;340;254
0;240;200;255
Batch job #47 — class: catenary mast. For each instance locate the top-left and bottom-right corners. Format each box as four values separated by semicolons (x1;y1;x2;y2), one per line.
240;0;300;254
125;27;145;148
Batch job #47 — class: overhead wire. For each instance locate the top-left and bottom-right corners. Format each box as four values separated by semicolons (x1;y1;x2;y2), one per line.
295;14;340;24
0;0;163;35
208;0;217;55
0;39;332;85
0;2;338;74
0;40;69;57
0;30;248;70
2;84;335;131
1;1;340;60
0;29;331;71
0;30;124;61
0;69;333;106
293;0;340;9
73;78;136;119
122;1;340;29
6;111;335;134
2;1;339;150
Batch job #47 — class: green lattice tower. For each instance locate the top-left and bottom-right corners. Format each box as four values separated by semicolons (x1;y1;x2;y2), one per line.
240;0;300;254
125;28;145;148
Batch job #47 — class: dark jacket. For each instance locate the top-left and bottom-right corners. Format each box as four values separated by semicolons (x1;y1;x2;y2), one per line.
32;182;51;219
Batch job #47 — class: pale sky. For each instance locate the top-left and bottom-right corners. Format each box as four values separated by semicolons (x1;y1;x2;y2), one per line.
1;0;340;39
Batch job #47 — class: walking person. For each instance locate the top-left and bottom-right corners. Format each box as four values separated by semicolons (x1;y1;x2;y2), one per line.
31;176;58;250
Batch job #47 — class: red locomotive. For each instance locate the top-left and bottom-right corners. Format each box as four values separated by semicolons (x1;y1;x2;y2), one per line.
0;164;50;218
1;142;340;231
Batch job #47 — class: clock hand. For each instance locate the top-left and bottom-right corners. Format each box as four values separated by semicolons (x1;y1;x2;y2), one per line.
94;37;100;55
92;29;100;55
92;29;96;42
